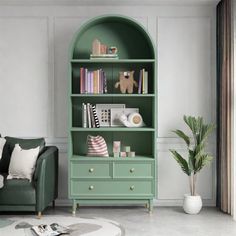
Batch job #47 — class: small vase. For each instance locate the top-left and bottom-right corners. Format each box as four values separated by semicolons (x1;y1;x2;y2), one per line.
183;194;202;214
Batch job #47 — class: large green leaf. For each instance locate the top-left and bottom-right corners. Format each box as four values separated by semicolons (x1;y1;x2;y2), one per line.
171;115;215;175
172;129;190;146
170;150;190;176
195;154;213;173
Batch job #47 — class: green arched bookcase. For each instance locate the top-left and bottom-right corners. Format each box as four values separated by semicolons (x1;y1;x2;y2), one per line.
68;15;157;214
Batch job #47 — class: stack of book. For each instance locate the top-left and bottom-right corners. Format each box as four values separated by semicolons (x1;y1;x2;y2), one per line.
138;69;148;94
80;68;107;94
91;39;118;59
82;103;100;128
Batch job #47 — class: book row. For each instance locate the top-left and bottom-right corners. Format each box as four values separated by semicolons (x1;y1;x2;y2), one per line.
80;68;107;94
82;103;100;128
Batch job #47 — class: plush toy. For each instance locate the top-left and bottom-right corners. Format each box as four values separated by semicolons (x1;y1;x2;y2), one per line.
115;71;138;94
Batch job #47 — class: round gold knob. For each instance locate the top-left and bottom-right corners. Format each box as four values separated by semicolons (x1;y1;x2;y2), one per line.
130;185;135;191
89;168;94;173
130;168;135;173
89;185;94;190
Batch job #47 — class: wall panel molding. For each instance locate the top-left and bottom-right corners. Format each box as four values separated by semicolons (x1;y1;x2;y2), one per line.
0;0;220;7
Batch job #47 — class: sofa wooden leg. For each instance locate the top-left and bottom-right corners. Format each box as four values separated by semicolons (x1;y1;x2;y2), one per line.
52;200;55;208
37;212;42;219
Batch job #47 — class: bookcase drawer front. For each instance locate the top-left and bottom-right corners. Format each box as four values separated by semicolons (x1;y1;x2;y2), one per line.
71;162;111;178
114;163;153;178
71;180;153;196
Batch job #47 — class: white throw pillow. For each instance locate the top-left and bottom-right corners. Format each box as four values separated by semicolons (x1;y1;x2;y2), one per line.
7;144;40;182
0;137;6;160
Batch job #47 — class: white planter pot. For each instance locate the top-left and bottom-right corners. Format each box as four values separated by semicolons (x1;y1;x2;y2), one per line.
183;194;202;214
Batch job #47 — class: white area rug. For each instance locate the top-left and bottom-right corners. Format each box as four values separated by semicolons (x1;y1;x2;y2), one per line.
0;215;125;236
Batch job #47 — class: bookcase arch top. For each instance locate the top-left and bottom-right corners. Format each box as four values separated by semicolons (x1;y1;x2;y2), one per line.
70;15;155;60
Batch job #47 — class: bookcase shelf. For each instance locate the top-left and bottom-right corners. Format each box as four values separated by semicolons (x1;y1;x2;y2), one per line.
68;15;157;214
71;155;154;161
70;127;155;132
71;94;155;97
71;59;155;63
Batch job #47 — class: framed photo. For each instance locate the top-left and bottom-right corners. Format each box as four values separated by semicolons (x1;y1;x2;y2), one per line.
96;104;125;126
110;108;139;127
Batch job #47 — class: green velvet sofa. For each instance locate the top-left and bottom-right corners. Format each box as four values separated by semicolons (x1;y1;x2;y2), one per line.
0;136;58;217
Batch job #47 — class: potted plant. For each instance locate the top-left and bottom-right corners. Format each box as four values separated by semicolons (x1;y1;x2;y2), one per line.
170;115;215;214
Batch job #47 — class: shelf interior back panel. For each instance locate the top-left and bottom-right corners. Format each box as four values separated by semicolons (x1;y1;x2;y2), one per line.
71;97;154;128
71;62;154;94
71;131;154;157
72;20;154;59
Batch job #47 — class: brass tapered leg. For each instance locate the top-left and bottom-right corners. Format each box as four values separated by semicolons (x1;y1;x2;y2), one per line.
37;211;42;219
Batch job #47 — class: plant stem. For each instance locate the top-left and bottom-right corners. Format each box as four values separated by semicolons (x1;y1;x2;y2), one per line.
193;174;197;196
189;174;193;195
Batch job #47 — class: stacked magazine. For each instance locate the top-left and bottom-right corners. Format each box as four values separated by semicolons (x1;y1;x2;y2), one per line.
31;223;70;236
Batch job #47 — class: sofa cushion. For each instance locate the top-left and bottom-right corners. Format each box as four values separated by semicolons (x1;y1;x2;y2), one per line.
0;174;36;205
8;144;40;181
0;137;45;173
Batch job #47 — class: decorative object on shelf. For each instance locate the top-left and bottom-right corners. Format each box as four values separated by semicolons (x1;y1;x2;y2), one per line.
96;104;125;126
170;115;215;214
87;135;109;157
113;141;121;153
123;146;131;152
110;108;139;127
91;39;118;59
108;46;118;54
113;152;119;158
119;112;144;128
120;152;127;158
127;151;135;157
115;71;138;94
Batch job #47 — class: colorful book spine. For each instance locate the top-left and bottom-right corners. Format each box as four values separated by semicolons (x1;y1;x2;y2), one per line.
87;103;91;128
89;104;96;128
142;68;145;94
84;68;88;93
103;70;107;93
138;69;142;94
82;103;87;128
144;71;148;94
80;67;84;94
91;105;100;128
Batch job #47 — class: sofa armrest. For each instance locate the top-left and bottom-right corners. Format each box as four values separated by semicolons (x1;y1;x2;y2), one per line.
34;146;58;212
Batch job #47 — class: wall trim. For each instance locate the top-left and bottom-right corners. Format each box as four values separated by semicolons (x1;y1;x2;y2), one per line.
0;0;220;7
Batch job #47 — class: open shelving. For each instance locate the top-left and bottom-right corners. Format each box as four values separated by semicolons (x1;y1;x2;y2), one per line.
68;15;157;214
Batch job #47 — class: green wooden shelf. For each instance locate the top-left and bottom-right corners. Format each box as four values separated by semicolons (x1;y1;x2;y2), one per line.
71;94;155;97
70;127;155;132
71;155;155;161
71;59;155;63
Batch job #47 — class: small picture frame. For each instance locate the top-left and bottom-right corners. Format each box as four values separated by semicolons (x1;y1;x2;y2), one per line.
96;104;125;126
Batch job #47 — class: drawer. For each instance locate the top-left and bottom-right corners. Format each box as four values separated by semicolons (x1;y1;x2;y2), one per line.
71;162;111;178
70;180;153;197
114;163;153;178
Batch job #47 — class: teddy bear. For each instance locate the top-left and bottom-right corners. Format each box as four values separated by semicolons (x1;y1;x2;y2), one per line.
114;71;138;94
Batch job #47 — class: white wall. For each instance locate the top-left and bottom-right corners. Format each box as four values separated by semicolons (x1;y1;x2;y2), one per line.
0;0;218;206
